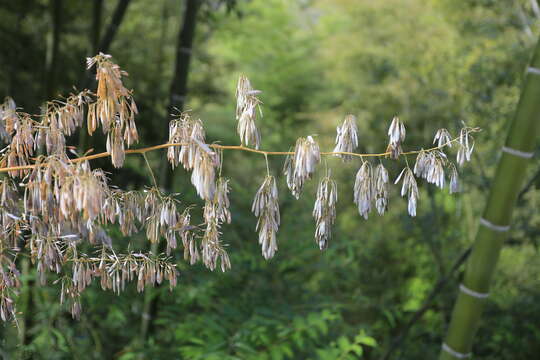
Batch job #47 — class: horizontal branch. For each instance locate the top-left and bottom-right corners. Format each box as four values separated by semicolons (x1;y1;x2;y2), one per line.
0;136;466;174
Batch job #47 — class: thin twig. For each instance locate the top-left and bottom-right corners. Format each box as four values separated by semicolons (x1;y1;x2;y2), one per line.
0;132;476;174
381;246;472;360
141;153;158;188
518;164;540;202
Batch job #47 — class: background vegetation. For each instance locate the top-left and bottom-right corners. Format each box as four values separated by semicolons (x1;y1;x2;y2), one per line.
1;0;539;359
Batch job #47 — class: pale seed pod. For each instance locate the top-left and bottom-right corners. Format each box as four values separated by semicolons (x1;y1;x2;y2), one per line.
374;164;389;215
236;75;262;149
354;161;373;219
252;175;280;259
395;167;419;217
387;116;405;159
433;128;452;148
313;174;337;250
333;114;359;161
284;136;320;199
456;128;474;166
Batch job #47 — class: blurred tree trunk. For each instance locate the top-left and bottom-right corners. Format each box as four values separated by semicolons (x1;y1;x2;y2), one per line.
98;0;131;54
79;0;130;151
80;0;131;90
439;37;540;360
152;0;172;106
45;0;62;99
92;0;103;54
140;0;202;344
167;0;201;116
515;1;534;40
159;0;202;190
531;0;540;19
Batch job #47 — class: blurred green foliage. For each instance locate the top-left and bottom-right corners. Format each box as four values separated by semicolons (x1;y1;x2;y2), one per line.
1;0;540;359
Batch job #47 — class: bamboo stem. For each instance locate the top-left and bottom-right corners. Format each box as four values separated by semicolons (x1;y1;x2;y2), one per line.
439;38;540;359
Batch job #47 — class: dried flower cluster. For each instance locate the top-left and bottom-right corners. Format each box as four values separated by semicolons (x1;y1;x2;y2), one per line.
387;116;406;159
167;114;220;201
199;177;232;272
434;128;452;148
352;161;390;219
252;175;280;259
87;53;138;167
284;136;321;199
0;254;19;321
414;150;447;189
236;75;262;149
0;97;16;142
374;164;389;215
313;174;337;250
354;162;374;219
457;127;475;166
395;167;419;217
63;249;178;319
333;114;359;160
0;53;479;322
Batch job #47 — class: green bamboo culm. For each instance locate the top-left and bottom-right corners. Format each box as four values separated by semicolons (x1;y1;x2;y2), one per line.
439;38;540;360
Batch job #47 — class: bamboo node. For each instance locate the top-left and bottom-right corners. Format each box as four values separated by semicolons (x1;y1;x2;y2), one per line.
459;283;490;299
502;146;534;159
526;66;540;75
479;218;510;232
442;343;472;359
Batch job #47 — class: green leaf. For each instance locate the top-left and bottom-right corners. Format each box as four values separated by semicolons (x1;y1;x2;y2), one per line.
337;336;350;351
350;344;364;356
356;336;377;347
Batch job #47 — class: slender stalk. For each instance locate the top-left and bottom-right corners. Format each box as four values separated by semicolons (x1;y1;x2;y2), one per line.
439;38;540;359
517;163;540;202
0;134;469;174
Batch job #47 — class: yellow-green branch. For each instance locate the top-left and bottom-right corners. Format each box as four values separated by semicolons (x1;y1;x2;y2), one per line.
0;133;474;174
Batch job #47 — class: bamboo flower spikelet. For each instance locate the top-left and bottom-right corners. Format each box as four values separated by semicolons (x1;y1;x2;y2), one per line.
354;161;373;219
433;128;452;148
236;75;262;149
449;164;459;194
284;136;321;199
0;53;480;322
167;114;219;201
201;201;231;271
457;127;475;166
313;174;338;250
374;164;389;215
395;167;419;217
191;138;219;201
214;177;232;224
414;150;447;189
252;175;280;259
86;53;139;168
387;116;406;159
333;114;359;160
0;97;17;142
